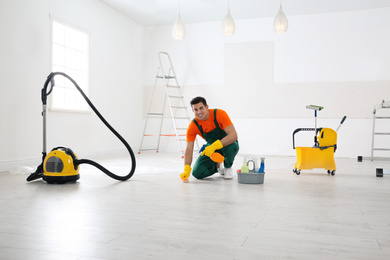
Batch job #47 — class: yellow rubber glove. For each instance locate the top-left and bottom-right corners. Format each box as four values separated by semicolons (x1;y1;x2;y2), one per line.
180;164;192;181
201;140;223;157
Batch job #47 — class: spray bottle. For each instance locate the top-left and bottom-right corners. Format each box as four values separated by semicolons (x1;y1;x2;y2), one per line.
199;145;225;163
259;157;265;173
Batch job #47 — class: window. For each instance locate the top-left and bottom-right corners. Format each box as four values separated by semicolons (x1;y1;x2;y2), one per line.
51;19;89;112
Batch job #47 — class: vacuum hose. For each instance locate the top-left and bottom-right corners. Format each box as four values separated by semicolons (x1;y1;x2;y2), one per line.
28;72;136;181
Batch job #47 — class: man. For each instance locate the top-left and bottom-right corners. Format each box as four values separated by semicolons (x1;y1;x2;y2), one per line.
180;96;239;180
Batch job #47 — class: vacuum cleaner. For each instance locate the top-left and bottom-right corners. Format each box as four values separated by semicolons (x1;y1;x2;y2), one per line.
27;72;136;183
292;105;346;176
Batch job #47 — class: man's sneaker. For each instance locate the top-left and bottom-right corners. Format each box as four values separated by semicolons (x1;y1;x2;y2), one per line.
218;163;225;176
224;167;233;180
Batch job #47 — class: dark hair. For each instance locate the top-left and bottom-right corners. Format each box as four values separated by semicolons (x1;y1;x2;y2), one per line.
190;96;207;107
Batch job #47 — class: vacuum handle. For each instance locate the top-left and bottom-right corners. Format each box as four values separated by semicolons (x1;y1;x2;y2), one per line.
41;73;56;105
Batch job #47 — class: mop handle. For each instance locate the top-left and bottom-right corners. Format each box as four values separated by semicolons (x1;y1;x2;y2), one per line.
314;110;318;145
336;116;347;132
306;105;323;146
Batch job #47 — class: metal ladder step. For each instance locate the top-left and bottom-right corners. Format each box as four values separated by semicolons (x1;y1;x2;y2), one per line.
147;112;163;116
139;148;158;151
173;116;191;119
156;75;175;79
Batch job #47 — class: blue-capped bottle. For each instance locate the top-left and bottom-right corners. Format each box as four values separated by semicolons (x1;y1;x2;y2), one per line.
259;157;265;173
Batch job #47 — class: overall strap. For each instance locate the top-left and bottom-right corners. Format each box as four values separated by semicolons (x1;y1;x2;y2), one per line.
193;109;221;138
193;118;205;136
213;109;219;128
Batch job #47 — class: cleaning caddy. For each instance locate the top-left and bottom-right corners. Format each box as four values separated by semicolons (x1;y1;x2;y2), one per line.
292;105;346;176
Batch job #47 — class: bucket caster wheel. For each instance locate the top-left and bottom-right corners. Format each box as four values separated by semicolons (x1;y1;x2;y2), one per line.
328;170;335;176
293;168;301;175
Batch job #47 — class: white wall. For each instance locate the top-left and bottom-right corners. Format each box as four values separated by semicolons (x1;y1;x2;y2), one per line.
1;2;390;173
0;0;144;171
143;7;390;158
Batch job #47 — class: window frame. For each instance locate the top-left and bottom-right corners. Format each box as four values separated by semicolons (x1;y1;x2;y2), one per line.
50;17;90;113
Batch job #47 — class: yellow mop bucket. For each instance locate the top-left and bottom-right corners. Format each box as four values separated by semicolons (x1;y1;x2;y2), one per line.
292;105;346;176
294;128;337;175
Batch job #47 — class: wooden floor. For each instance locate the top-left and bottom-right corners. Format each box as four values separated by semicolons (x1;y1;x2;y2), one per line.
1;153;390;260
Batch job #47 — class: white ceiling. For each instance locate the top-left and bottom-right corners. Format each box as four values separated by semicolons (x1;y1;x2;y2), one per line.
100;0;390;26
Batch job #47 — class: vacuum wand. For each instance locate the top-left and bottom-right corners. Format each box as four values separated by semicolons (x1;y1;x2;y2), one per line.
26;75;55;182
42;104;47;154
41;74;55;154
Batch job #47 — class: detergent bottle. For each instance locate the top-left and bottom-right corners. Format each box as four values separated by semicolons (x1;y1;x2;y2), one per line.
241;161;249;173
259;157;265;173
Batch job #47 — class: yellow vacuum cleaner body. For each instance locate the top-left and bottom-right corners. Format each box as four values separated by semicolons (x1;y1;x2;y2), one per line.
43;147;80;184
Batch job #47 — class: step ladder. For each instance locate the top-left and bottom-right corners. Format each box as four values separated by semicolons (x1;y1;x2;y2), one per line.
370;100;390;161
139;52;198;156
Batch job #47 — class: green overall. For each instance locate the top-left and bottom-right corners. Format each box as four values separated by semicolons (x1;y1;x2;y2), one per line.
192;109;239;179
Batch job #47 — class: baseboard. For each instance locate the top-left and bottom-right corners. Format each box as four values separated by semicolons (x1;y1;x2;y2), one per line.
0;148;128;173
0;158;42;174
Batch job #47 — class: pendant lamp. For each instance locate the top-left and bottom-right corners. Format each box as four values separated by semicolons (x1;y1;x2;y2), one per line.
273;4;288;33
172;13;186;39
221;1;235;35
172;0;186;40
221;8;235;35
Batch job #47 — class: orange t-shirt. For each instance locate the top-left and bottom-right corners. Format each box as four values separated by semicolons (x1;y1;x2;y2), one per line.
186;109;233;142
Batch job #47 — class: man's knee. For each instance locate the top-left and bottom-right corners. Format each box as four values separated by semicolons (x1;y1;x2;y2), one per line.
192;173;204;179
225;141;239;154
192;159;216;179
192;167;206;179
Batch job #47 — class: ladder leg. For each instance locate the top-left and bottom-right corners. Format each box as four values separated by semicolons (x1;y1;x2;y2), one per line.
139;67;164;154
156;94;167;153
371;111;376;161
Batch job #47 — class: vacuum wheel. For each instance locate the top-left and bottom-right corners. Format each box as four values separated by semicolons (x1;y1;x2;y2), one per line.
327;170;336;176
293;168;301;175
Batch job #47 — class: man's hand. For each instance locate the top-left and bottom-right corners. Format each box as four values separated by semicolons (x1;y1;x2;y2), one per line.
180;164;192;181
201;140;223;157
